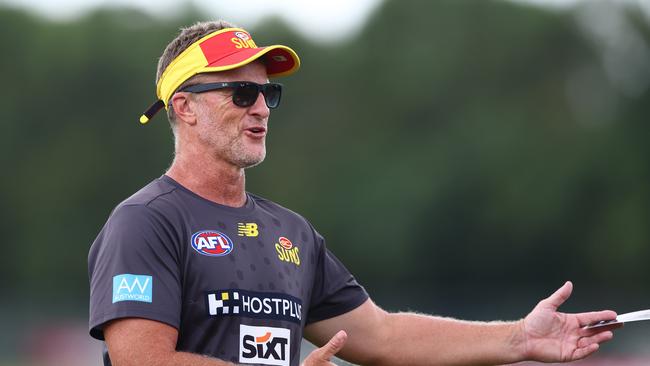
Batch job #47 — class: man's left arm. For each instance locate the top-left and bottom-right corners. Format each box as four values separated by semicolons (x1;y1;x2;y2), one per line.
304;281;618;366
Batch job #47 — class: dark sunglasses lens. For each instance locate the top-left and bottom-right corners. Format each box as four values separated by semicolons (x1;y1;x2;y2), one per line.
232;84;259;107
263;84;282;109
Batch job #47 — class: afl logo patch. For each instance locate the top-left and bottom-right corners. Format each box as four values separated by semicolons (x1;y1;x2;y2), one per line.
191;230;234;257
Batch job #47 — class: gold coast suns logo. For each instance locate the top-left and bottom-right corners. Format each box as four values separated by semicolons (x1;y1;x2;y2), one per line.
231;31;257;49
275;237;300;266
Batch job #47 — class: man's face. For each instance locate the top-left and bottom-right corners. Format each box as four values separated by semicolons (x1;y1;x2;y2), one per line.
189;62;271;169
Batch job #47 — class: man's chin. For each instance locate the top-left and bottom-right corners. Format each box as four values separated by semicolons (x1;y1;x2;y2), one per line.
238;154;266;169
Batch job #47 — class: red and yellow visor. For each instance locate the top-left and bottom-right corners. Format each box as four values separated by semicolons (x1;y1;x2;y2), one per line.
140;27;300;124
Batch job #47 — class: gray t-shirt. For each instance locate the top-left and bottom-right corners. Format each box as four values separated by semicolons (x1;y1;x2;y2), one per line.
88;175;368;366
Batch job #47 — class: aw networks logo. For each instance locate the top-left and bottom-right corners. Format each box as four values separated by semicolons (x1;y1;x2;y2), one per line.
112;274;152;303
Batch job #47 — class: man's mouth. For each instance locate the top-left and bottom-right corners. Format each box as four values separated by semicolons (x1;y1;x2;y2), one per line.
244;126;267;138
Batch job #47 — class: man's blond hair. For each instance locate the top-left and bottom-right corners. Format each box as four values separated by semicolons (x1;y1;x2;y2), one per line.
156;20;238;132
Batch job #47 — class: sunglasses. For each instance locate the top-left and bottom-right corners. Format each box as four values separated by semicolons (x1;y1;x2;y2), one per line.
179;81;283;109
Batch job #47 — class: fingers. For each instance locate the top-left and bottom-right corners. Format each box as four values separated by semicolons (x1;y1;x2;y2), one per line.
539;281;573;310
571;330;614;361
571;343;599;360
602;322;624;331
319;330;347;360
303;330;347;365
579;323;622;339
577;330;614;348
576;310;617;328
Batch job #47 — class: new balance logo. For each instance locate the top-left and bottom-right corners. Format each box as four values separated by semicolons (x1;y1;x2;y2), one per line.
238;223;259;237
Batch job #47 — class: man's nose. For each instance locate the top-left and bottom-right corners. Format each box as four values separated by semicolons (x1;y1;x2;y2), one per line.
248;91;270;118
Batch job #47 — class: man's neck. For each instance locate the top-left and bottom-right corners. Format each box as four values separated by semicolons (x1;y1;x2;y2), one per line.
166;152;247;208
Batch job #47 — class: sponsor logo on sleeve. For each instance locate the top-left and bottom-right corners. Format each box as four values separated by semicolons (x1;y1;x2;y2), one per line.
275;237;300;266
237;223;259;237
206;290;302;324
191;230;233;257
239;325;290;366
112;274;152;303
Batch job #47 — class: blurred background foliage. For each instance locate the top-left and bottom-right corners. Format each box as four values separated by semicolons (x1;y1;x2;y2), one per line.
1;0;650;364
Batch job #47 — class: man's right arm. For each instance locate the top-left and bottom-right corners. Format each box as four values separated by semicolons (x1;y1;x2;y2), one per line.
105;318;346;366
104;318;236;366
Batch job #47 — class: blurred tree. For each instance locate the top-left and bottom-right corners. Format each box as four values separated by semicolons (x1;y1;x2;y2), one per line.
1;0;649;317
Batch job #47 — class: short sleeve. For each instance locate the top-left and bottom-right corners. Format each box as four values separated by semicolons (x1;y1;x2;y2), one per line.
88;204;182;340
307;231;368;324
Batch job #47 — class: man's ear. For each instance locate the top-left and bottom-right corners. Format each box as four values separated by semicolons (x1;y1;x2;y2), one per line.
170;92;198;126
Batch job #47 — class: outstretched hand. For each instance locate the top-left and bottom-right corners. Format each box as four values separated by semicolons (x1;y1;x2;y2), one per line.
301;330;347;366
521;281;619;362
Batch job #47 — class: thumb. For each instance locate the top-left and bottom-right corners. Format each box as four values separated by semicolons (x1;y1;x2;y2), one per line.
306;330;348;363
540;281;573;311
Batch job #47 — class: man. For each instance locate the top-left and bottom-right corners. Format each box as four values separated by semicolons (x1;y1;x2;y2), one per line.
89;20;619;366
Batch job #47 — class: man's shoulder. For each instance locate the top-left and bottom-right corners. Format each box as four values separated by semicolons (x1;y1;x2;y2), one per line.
104;176;180;223
119;176;178;208
248;193;313;227
94;177;185;238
